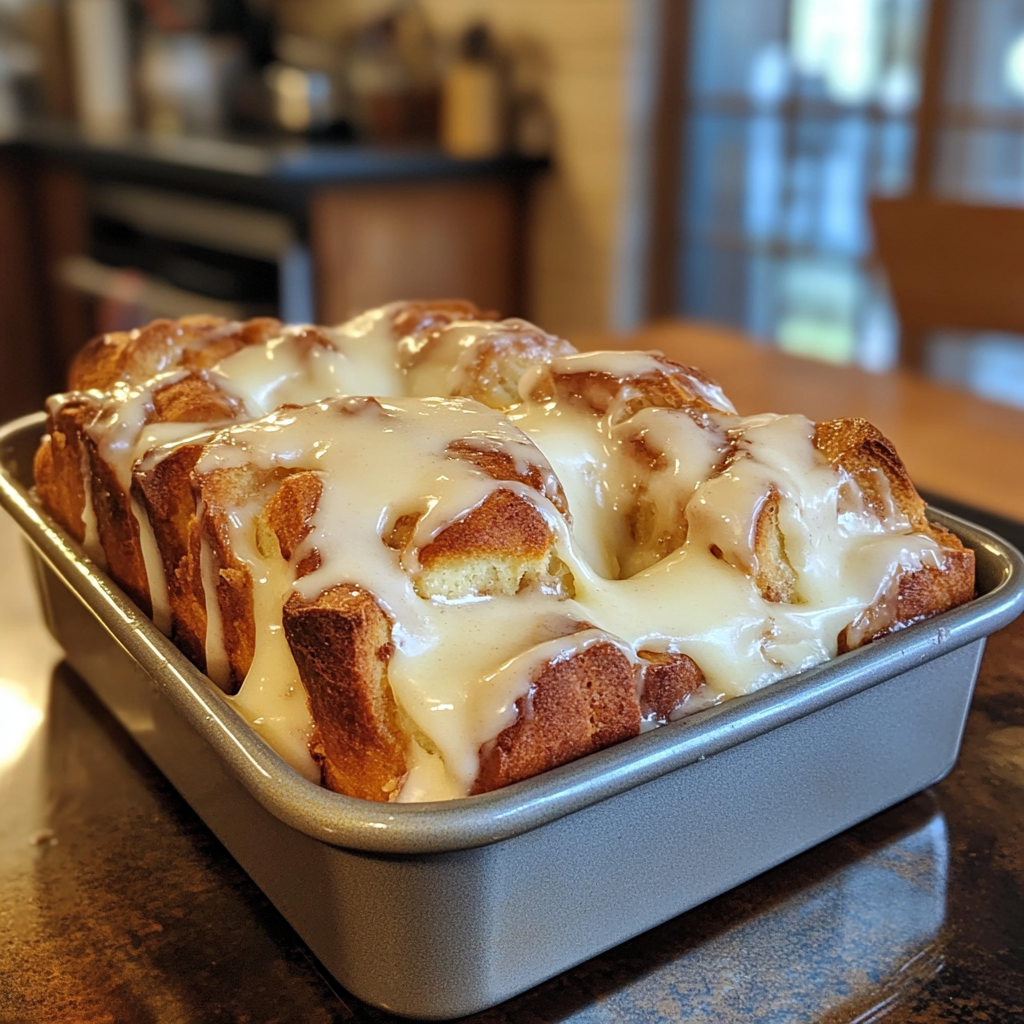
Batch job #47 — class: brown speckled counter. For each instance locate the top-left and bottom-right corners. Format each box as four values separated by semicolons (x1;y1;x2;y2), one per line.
1;504;1022;1024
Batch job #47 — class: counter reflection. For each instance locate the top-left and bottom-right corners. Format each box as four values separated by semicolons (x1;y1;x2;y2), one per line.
491;794;948;1024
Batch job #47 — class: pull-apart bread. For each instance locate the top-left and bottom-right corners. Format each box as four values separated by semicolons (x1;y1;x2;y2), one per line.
34;302;975;801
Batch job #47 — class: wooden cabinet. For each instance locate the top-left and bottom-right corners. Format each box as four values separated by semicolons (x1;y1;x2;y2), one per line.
311;179;521;323
0;157;49;418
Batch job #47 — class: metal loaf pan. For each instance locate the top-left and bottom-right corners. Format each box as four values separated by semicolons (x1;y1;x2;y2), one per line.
3;411;1023;1020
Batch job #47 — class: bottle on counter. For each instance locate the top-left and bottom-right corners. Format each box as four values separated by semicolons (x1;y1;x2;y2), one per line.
67;0;133;137
441;22;503;159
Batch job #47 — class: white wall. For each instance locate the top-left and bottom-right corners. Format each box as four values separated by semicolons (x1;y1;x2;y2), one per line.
420;0;652;338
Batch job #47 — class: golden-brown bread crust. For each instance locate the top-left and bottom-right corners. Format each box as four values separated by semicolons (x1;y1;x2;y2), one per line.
394;307;574;410
196;465;268;691
132;443;209;668
196;462;329;691
419;489;552;566
149;371;245;423
836;547;976;653
638;650;706;723
706;483;797;604
84;432;152;613
752;487;798;604
450;322;576;409
93;374;245;618
282;585;408;801
133;451;324;688
815;417;931;533
68;316;282;391
416;488;558;600
33;397;94;545
390;299;494;339
34;391;152;599
446;438;571;519
528;355;733;423
471;640;641;794
814;417;976;649
261;470;323;578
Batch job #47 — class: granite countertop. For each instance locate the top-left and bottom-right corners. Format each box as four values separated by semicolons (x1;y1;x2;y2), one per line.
1;120;546;210
0;497;1022;1023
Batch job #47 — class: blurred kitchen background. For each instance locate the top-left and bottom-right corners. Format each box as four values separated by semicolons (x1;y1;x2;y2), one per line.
1;0;1023;418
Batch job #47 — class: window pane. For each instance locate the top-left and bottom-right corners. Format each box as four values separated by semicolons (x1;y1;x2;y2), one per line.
775;255;862;363
934;127;1024;202
690;0;927;109
945;0;1024;110
678;0;926;373
680;241;756;329
685;114;914;255
927;331;1024;408
690;0;789;100
681;246;897;368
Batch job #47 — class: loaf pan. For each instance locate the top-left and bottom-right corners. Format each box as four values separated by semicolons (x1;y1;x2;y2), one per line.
3;411;1023;1020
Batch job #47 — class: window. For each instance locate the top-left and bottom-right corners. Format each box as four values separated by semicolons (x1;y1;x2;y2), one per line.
677;0;927;369
653;0;1024;405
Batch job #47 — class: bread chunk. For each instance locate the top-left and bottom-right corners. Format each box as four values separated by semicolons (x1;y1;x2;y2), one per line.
416;489;561;601
446;438;570;519
638;650;706;723
526;354;734;423
33;396;96;546
451;322;576;409
815;418;976;649
472;640;641;794
837;548;976;652
282;585;408;801
399;314;576;409
133;442;209;667
391;299;494;339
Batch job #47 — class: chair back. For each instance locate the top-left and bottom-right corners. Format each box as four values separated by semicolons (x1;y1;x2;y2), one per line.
870;195;1024;367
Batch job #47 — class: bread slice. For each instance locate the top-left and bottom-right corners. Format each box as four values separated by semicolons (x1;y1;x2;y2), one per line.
282;585;408;801
33;395;98;551
35;372;246;620
132;441;211;667
637;650;707;724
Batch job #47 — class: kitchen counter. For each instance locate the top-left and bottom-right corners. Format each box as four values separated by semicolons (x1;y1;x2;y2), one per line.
4;120;545;212
2;329;1024;1022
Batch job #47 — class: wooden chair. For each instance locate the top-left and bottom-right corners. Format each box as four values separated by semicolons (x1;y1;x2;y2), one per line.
870;195;1024;369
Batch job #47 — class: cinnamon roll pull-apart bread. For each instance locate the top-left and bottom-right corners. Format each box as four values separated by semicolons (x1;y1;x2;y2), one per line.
32;303;976;801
